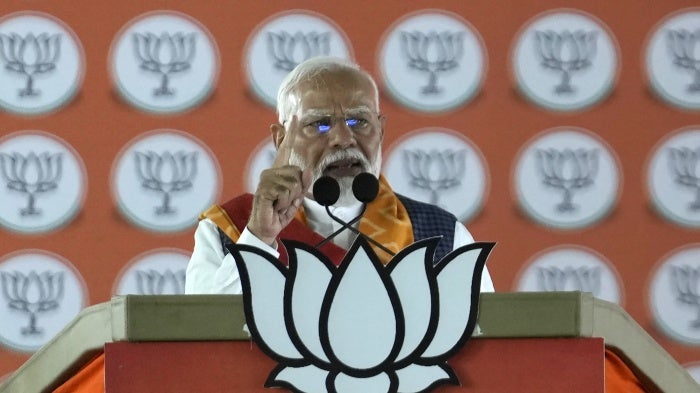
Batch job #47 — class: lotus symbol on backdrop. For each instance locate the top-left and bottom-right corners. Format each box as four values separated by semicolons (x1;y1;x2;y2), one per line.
0;271;64;335
536;266;601;296
667;29;700;93
670;265;700;329
668;147;700;211
132;32;196;97
403;149;466;206
229;237;493;393
133;150;198;215
267;31;331;72
0;151;63;216
535;148;598;213
135;269;186;295
400;31;464;96
534;30;597;95
0;32;61;98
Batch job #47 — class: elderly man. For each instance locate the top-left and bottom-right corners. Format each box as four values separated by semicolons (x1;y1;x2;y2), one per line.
185;56;494;294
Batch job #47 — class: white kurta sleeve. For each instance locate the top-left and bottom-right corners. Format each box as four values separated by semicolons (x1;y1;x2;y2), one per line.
186;218;495;294
453;222;495;292
185;219;279;294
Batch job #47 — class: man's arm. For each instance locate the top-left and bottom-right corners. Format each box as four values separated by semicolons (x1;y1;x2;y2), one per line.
185;219;241;294
185;219;282;294
248;117;312;245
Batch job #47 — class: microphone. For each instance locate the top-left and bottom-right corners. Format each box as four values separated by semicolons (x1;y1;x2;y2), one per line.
352;172;380;203
313;174;395;256
312;176;340;207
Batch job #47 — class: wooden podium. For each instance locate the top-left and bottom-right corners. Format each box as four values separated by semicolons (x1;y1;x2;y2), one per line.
0;292;698;392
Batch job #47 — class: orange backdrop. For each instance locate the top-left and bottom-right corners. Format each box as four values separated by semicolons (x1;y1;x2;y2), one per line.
0;0;698;380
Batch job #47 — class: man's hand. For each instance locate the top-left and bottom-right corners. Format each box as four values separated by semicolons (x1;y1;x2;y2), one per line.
248;117;312;246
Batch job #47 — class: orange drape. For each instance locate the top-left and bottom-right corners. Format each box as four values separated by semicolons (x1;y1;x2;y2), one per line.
52;353;104;393
605;348;649;393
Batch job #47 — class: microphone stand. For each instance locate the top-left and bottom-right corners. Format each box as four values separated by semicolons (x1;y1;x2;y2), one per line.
315;205;396;257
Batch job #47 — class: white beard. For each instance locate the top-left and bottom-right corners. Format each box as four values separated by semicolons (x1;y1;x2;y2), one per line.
289;148;382;207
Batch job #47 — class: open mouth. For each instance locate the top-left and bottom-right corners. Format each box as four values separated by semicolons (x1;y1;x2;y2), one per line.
323;158;364;176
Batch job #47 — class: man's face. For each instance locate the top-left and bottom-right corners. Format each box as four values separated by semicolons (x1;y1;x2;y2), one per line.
272;69;385;203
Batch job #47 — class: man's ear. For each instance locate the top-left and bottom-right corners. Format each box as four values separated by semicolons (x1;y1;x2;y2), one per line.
378;114;387;142
270;123;286;149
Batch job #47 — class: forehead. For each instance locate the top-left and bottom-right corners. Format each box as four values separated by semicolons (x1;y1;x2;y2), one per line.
291;70;377;115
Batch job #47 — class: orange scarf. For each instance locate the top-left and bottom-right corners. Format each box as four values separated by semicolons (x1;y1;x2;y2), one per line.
201;175;413;265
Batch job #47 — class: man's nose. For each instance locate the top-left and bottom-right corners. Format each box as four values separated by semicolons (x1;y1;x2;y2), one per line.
328;120;357;148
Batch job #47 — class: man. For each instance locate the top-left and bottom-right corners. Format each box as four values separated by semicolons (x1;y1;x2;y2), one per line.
185;56;494;294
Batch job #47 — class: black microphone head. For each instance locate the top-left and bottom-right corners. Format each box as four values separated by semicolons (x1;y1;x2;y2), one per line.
352;173;379;203
313;176;340;206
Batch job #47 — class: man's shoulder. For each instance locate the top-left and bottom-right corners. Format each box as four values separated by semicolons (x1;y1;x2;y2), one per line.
202;193;255;233
395;193;457;222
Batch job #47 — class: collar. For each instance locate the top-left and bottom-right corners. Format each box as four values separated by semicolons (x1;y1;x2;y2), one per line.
303;197;364;225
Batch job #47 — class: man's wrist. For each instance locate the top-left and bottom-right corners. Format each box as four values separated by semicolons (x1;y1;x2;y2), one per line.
245;225;276;247
239;227;280;257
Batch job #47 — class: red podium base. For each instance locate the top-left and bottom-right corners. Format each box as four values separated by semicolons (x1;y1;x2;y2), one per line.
104;337;604;392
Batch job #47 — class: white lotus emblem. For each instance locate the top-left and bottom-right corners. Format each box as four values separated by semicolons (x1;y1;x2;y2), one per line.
228;237;493;393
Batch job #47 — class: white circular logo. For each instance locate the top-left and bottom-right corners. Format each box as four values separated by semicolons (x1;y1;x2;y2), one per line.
245;139;277;193
647;127;700;228
646;8;700;110
516;245;622;304
512;9;619;111
0;250;87;352
244;10;354;108
685;362;700;384
383;128;489;222
378;10;486;112
0;11;84;115
113;248;189;295
111;129;222;232
513;127;621;229
649;245;700;345
0;131;87;234
110;11;219;113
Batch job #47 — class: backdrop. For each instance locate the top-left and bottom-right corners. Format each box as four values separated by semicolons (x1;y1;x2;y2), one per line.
0;0;699;382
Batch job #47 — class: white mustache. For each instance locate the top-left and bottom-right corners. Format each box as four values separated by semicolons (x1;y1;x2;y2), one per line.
317;149;370;174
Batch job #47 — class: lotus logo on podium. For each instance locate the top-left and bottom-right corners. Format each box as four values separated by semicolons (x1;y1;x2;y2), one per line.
229;237;492;393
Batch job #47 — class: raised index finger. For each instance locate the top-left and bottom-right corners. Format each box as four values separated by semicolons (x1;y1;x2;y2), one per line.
272;115;299;168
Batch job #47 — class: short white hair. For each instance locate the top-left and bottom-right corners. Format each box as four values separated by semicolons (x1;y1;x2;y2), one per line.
275;56;380;124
